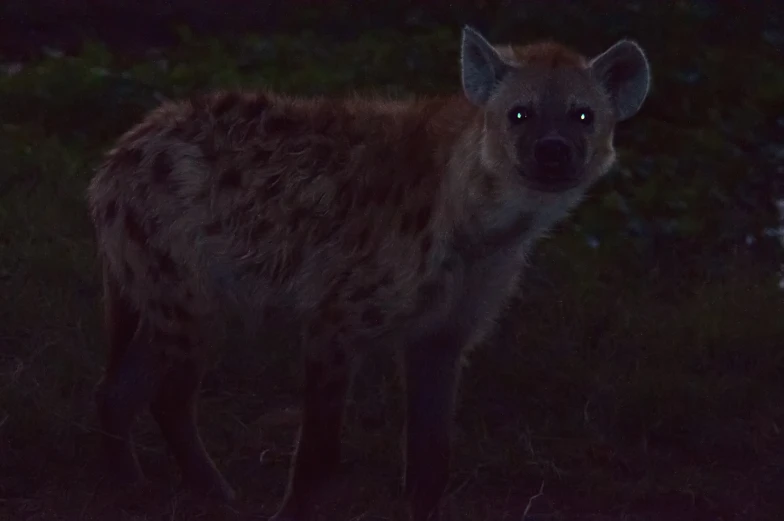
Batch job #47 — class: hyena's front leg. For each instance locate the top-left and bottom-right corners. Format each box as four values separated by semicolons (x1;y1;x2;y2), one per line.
271;341;355;521
403;336;463;521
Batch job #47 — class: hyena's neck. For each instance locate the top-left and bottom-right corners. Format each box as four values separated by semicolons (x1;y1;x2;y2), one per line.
430;97;533;260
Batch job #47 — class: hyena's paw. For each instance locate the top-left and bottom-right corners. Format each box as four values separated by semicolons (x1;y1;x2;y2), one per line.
439;498;460;521
268;500;313;521
410;497;460;521
100;446;146;488
180;470;237;502
95;458;147;498
268;513;308;521
104;465;146;488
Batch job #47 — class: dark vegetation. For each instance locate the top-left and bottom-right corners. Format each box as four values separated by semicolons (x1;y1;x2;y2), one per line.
1;1;783;520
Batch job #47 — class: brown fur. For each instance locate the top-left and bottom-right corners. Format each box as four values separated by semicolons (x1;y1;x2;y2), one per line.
87;30;649;521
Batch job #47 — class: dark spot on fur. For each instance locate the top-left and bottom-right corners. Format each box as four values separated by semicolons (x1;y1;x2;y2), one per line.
442;255;459;272
274;248;303;281
147;218;160;236
289;208;309;232
154;249;178;277
218;167;242;189
264;112;298;135
356;228;370;251
408;169;425;189
348;285;377;303
198;137;219;164
231;199;256;221
308;319;326;339
372;185;388;206
390;184;404;207
212;91;241;117
481;174;498;198
420;233;433;255
254;146;273;164
242;95;269;121
361;305;384;326
194;188;210;202
323;305;345;325
310;141;335;170
332;349;346;366
319;283;342;312
124;211;147;246
124;262;135;283
259;174;283;199
188;95;208;114
356;186;373;208
203;221;223;235
104;200;118;224
159;303;173;320
322;379;346;399
333;198;351;223
148;267;161;283
336;269;352;288
251;219;272;240
415;205;432;232
416;281;443;309
418;233;433;274
335;325;349;339
379;272;394;287
305;361;325;392
310;105;341;135
173;304;192;321
399;212;414;234
152;151;173;185
152;328;191;351
260;304;282;322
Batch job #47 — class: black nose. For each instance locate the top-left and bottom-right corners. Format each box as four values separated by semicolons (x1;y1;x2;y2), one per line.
533;138;572;170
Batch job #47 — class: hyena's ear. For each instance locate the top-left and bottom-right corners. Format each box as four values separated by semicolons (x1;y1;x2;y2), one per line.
589;40;651;121
460;26;510;106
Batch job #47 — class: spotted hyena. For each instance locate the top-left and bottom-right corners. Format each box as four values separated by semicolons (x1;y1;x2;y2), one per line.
87;26;650;521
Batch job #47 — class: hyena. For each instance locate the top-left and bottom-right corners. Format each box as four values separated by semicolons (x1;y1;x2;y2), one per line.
87;26;650;521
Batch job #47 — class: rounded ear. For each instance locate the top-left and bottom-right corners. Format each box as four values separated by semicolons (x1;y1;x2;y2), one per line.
460;26;510;106
589;40;651;121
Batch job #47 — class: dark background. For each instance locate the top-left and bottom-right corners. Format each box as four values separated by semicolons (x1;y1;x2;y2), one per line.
1;1;783;520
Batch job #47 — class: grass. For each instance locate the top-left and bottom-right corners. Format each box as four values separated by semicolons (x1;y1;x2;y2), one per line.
1;3;784;520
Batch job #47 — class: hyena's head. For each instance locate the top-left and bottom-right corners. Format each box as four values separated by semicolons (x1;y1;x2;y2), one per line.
461;26;650;202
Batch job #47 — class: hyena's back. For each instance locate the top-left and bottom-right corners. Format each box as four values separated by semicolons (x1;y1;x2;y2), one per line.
88;91;462;338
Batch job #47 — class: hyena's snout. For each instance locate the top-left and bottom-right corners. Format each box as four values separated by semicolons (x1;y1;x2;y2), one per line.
521;135;582;193
533;136;573;173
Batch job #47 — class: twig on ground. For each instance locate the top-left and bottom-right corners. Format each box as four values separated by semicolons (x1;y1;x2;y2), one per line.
521;481;545;521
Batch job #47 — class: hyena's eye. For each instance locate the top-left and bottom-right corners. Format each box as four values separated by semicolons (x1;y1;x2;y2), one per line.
508;105;534;125
570;106;594;125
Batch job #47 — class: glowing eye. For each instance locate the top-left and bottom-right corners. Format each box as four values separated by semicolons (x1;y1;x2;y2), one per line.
573;107;594;125
508;106;533;124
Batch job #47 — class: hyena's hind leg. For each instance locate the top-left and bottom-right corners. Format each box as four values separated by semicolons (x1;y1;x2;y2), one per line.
96;262;233;499
149;342;236;501
95;263;160;485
